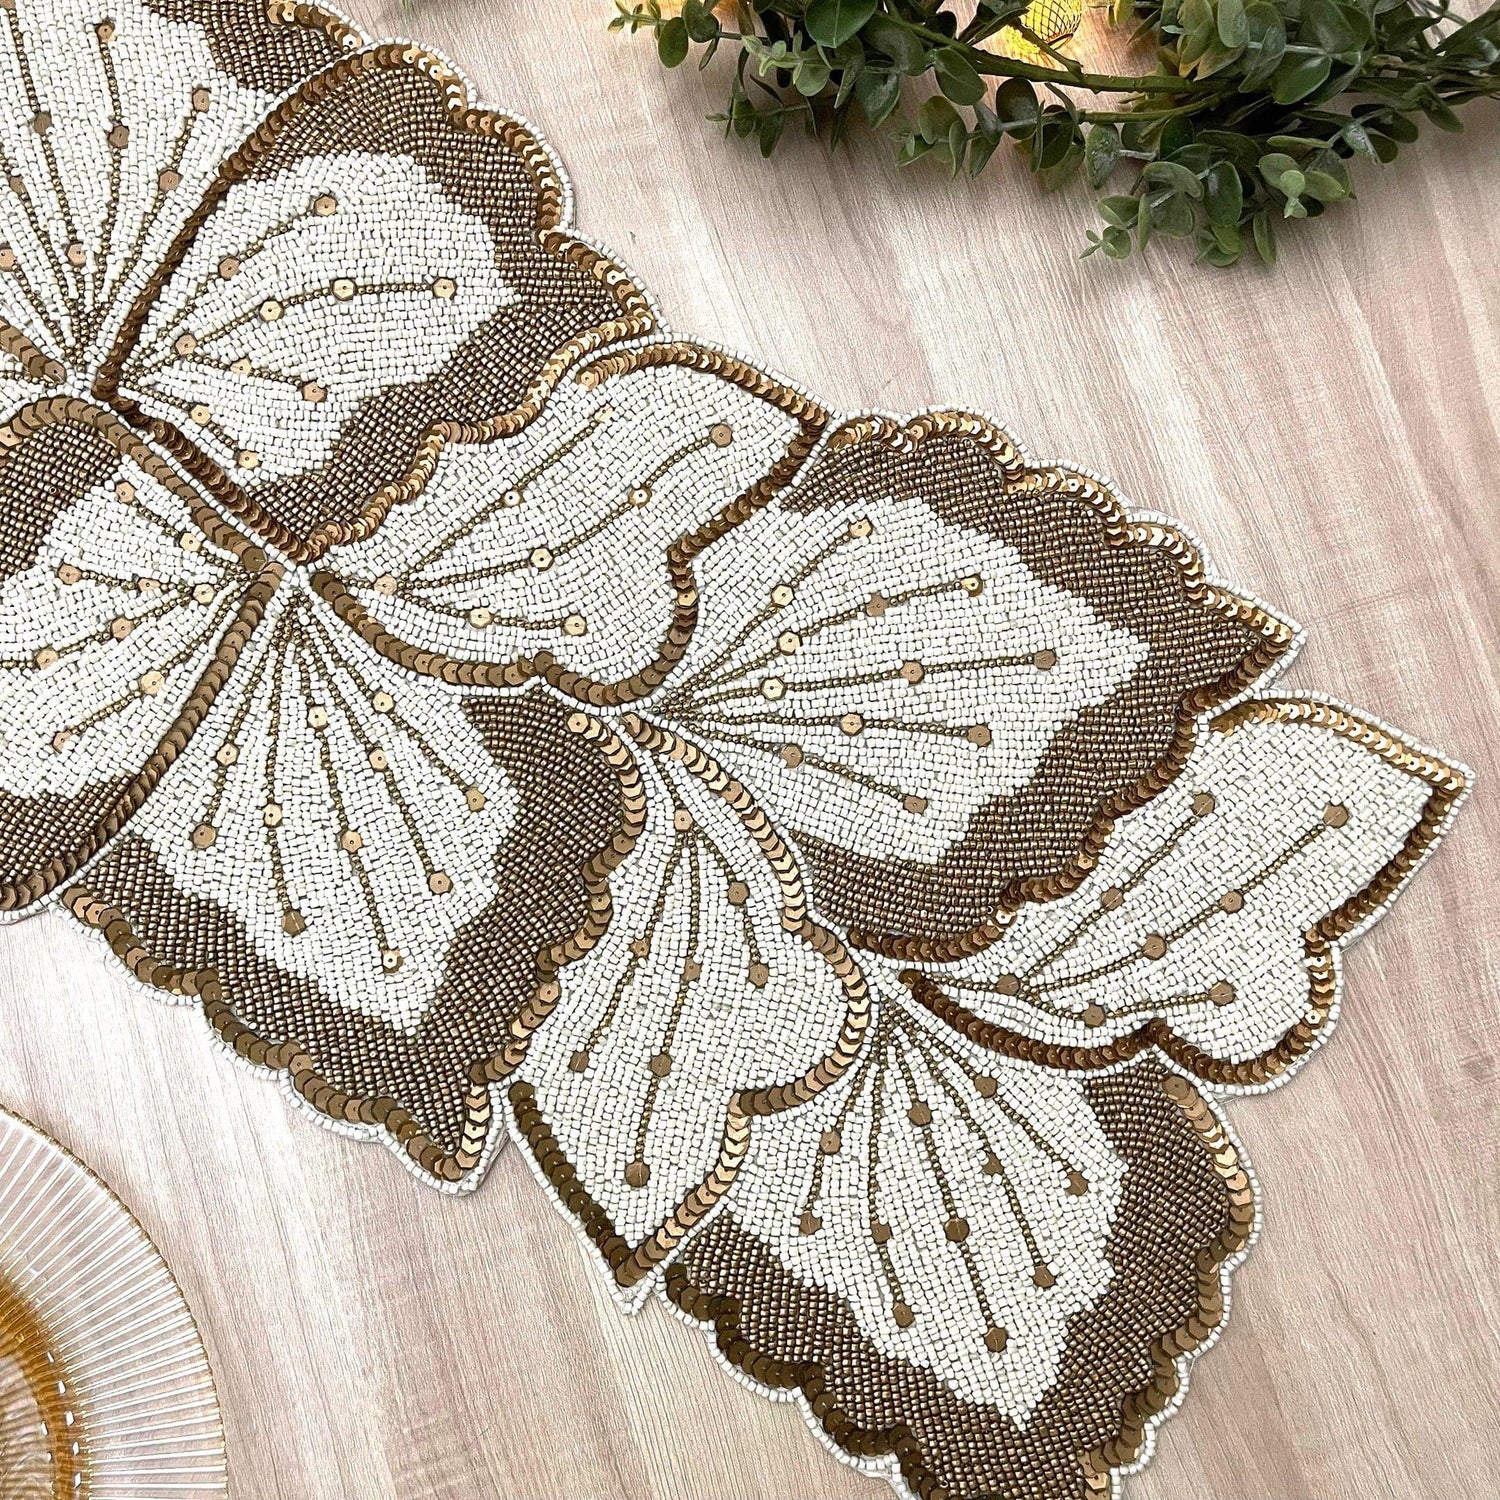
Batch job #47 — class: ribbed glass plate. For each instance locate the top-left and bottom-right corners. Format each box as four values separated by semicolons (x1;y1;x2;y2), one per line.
0;1106;228;1497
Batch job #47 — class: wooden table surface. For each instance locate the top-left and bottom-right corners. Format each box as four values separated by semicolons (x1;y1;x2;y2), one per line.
1;4;1496;1497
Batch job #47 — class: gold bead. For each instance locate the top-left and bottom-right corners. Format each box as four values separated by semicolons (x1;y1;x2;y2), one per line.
372;691;394;713
191;823;217;849
313;194;338;216
760;678;785;702
529;546;553;571
465;786;486;811
380;948;403;973
262;803;282;827
373;574;398;596
428;871;452;895
562;614;587;637
432;277;456;299
331;277;355;301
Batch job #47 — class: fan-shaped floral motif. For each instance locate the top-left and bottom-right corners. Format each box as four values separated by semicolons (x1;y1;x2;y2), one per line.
0;4;1469;1497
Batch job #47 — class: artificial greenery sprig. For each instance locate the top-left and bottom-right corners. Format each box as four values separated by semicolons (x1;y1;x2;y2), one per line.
610;0;1500;267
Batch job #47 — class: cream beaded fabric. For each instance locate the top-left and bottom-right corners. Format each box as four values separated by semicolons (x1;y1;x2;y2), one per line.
0;3;1469;1496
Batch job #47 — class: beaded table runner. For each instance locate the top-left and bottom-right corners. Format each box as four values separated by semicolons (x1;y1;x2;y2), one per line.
0;4;1470;1496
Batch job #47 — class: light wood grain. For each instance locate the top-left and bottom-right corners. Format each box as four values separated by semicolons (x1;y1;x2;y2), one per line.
1;4;1497;1496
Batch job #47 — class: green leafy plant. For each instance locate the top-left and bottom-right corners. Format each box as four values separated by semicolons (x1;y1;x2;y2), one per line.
610;0;1500;267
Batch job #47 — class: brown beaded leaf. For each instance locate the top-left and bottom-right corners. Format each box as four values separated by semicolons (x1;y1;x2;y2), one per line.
310;342;825;704
510;706;870;1295
68;688;633;1183
669;1050;1254;1500
0;406;278;914
95;18;657;564
901;698;1467;1090
646;412;1295;962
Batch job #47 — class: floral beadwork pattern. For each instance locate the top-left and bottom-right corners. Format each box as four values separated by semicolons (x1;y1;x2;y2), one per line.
0;3;1470;1498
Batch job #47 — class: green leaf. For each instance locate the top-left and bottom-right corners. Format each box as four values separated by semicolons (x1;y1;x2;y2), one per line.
1271;52;1332;104
1142;159;1204;197
1422;99;1464;133
1252;208;1277;263
1158;115;1196;158
793;53;832;94
1216;0;1249;48
1038;141;1084;192
1098;193;1140;229
758;109;785;157
657;15;689;67
918;94;963;144
1241;2;1287;86
1301;168;1348;201
1342;120;1378;158
1151;192;1197;236
863;15;928;72
933;47;986;105
1204;162;1243;224
1301;0;1370;54
805;0;879;49
1085;124;1121;189
854;68;903;127
1103;225;1134;259
681;0;720;43
993;78;1039;138
968;130;1001;176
